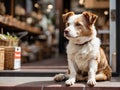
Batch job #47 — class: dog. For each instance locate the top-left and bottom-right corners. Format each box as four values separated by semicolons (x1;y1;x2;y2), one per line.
54;11;111;86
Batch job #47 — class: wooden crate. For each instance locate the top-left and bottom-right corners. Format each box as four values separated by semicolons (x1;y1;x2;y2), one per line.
0;47;4;70
4;47;21;70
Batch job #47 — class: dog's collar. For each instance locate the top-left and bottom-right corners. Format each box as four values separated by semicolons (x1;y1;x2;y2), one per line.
75;39;92;46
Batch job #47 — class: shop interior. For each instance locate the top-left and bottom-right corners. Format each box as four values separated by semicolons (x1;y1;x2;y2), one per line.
0;0;117;74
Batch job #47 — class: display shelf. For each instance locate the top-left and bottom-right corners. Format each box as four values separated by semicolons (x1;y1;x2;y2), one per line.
0;15;41;34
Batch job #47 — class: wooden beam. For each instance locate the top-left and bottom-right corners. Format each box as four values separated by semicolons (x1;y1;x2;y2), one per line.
11;0;14;16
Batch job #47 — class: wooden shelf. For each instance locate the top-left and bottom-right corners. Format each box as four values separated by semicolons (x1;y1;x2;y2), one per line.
98;30;110;34
101;43;109;46
0;15;41;34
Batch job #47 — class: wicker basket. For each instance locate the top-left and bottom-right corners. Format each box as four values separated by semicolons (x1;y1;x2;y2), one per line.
0;47;4;70
0;39;8;46
0;39;19;46
4;47;21;70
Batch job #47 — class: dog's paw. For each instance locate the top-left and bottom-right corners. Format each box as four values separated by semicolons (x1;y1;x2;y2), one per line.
87;78;96;86
65;78;75;86
54;74;66;82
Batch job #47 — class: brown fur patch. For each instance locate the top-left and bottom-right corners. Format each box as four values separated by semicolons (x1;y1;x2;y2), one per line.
98;48;109;71
83;11;98;25
74;16;94;37
98;48;112;80
62;12;74;23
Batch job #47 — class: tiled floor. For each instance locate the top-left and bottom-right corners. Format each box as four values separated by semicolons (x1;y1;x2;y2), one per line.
0;56;120;90
0;77;120;90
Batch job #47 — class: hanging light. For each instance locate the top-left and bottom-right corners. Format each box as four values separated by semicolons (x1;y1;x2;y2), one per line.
48;4;53;9
104;10;109;15
79;0;84;5
34;3;39;8
47;4;53;13
26;17;33;24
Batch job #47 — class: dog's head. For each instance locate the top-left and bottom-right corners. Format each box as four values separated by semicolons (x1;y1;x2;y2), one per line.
63;11;98;44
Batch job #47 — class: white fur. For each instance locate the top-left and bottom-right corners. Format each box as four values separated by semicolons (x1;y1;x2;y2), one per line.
67;37;101;71
87;60;98;85
65;13;101;84
55;12;102;86
65;13;97;45
65;14;82;38
65;58;77;85
66;36;101;85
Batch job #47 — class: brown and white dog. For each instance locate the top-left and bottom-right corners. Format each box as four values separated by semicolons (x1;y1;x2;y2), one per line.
54;11;111;86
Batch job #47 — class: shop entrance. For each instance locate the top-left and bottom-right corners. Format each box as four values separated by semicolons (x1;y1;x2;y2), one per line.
0;0;119;76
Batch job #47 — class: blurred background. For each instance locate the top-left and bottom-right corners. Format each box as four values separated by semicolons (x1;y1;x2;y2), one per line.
0;0;117;74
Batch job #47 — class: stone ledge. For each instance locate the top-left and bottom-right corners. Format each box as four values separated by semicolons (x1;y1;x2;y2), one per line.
0;77;120;90
0;84;120;90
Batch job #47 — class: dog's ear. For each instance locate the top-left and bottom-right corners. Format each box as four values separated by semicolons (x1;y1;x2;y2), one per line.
62;12;75;23
83;11;98;25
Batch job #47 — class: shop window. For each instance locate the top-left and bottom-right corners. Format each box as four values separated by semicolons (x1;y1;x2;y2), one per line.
0;0;62;76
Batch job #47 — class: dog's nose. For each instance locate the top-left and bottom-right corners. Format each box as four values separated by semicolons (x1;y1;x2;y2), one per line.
64;29;69;34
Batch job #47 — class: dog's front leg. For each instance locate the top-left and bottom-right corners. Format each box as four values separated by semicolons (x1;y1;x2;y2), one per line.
87;60;98;86
65;59;76;86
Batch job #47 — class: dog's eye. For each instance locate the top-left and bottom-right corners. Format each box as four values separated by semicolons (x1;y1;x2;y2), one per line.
75;22;82;27
66;23;70;26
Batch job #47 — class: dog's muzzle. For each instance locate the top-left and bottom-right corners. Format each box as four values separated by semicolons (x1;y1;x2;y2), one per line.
64;29;71;37
64;29;69;34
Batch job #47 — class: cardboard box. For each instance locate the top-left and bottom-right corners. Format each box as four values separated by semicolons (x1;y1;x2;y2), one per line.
4;47;21;70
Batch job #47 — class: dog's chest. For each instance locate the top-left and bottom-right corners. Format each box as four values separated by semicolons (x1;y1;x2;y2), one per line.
67;42;91;58
67;42;98;71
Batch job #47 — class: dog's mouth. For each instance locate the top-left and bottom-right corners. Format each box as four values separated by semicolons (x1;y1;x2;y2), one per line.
64;33;70;37
64;33;79;38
